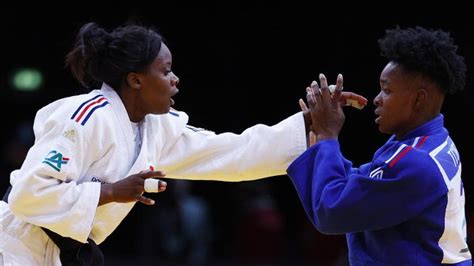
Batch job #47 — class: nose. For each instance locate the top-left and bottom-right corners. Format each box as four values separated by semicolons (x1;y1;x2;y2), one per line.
171;72;179;86
373;92;382;106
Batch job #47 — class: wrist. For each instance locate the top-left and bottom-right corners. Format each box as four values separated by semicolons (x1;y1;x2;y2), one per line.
99;184;114;206
302;111;312;134
315;134;338;141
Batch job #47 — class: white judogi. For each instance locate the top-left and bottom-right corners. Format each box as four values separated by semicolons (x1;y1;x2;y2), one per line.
0;83;307;265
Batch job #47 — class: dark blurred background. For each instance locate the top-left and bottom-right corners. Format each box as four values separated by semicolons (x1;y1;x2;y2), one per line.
1;2;473;265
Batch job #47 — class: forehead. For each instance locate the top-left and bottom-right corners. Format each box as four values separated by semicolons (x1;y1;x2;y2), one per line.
380;62;423;93
380;61;414;86
151;43;172;68
380;62;402;81
157;43;171;61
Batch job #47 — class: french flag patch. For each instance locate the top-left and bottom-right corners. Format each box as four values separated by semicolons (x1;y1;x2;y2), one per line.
70;94;109;126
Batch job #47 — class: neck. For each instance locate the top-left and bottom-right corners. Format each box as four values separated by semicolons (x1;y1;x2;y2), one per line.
119;87;144;123
395;108;441;140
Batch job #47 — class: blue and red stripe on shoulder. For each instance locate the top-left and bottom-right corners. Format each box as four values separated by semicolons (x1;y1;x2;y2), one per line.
387;136;429;168
388;146;412;168
70;94;110;126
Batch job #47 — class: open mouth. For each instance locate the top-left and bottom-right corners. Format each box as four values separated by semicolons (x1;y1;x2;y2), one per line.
170;89;179;106
375;116;381;124
374;110;381;124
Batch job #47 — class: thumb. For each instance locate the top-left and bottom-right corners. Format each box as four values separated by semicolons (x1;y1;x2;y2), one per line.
137;195;155;205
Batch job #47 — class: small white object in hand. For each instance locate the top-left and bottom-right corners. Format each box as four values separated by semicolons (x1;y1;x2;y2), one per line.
345;99;365;110
144;178;160;193
328;84;365;110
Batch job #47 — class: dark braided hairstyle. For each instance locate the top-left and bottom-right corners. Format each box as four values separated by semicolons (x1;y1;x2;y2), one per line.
378;26;466;95
66;22;163;89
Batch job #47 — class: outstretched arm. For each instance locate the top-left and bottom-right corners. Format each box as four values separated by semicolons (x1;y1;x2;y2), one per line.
157;112;307;181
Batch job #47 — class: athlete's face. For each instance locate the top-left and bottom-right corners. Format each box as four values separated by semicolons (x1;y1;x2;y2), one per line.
138;43;179;115
373;62;420;138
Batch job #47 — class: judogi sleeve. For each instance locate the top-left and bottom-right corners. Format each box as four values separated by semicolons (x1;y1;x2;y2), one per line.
158;112;307;181
8;102;101;243
287;139;448;234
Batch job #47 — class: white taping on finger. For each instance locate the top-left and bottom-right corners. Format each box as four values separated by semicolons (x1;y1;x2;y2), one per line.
144;178;160;193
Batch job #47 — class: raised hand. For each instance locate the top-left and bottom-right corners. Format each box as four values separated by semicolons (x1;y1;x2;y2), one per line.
306;74;346;141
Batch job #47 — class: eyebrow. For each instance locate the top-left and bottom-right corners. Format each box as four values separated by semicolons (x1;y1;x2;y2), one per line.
156;61;171;69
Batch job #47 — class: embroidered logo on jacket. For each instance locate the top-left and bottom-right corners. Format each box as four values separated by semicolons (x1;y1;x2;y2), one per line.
369;166;384;179
62;129;76;143
42;150;69;172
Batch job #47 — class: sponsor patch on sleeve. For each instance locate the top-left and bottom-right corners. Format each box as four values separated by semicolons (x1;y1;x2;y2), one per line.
42;150;69;172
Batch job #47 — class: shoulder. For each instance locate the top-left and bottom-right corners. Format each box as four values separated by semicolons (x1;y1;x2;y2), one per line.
382;135;453;188
67;92;111;127
147;108;189;131
160;108;214;134
143;108;189;147
145;108;214;139
425;135;461;182
369;136;443;182
404;133;459;181
34;91;112;138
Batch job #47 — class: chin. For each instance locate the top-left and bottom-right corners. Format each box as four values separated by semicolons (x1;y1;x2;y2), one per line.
378;125;388;134
379;127;395;136
156;104;171;114
151;108;169;115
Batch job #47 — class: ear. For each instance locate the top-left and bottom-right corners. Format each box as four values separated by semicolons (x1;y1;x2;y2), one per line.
126;72;142;90
414;87;427;110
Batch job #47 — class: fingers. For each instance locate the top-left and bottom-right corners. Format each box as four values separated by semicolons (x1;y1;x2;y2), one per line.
318;73;328;88
310;80;319;90
307;73;367;110
158;180;167;191
137;195;155;205
340;92;368;108
335;74;343;91
318;74;331;104
333;74;343;102
299;98;308;111
306;87;316;108
140;170;167;179
138;170;167;193
144;178;167;193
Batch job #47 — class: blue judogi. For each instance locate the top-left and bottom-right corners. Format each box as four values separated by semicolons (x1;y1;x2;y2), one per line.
287;115;471;265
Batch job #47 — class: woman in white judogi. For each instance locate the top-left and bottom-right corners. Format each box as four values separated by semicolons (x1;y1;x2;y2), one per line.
0;22;366;265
